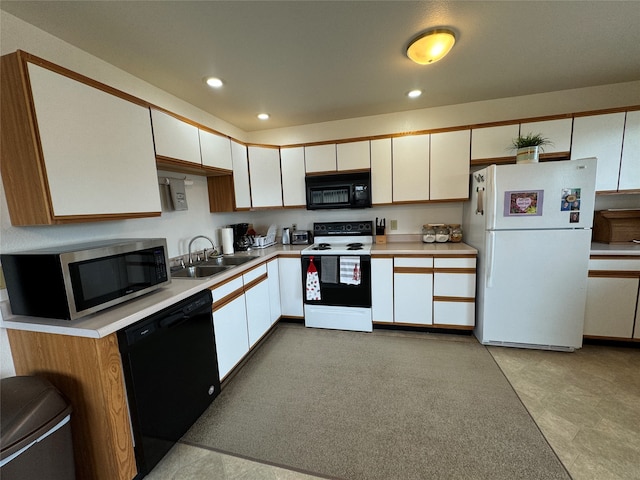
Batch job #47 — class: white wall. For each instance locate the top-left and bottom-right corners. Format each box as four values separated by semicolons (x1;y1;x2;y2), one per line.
1;11;638;378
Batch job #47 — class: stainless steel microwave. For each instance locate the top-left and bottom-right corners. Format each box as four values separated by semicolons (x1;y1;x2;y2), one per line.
1;238;170;320
305;171;371;210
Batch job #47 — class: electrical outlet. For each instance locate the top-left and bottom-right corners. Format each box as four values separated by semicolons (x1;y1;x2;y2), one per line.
390;220;398;230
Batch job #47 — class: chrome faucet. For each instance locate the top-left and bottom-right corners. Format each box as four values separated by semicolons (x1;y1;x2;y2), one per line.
188;235;216;264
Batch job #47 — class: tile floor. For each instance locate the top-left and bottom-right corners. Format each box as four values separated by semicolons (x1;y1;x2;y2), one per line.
146;339;640;480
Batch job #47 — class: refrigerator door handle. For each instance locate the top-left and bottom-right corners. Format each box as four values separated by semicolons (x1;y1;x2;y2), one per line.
486;166;497;229
487;231;495;288
476;187;485;215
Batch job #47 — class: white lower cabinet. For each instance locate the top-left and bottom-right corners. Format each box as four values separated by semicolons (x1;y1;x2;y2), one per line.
267;259;282;324
433;256;476;327
279;256;304;317
584;257;640;339
393;257;433;325
371;257;394;323
244;264;271;347
211;277;249;380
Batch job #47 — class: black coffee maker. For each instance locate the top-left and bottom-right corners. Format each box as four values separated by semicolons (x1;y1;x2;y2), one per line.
230;223;250;251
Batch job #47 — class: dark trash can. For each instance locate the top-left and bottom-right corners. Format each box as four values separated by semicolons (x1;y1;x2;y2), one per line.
1;376;75;480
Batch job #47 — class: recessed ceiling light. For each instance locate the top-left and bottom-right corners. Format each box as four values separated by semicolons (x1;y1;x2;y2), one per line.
205;77;223;88
257;113;270;120
406;28;456;65
407;90;422;98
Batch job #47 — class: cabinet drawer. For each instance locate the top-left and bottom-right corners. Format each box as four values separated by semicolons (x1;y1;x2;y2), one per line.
211;276;244;302
589;257;640;271
434;273;476;297
394;257;433;268
434;257;476;269
434;301;475;327
243;263;268;284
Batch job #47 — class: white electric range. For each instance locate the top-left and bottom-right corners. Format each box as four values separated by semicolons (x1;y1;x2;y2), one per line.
301;221;373;332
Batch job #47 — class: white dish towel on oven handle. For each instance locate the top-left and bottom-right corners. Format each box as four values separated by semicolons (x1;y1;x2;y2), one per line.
340;256;361;285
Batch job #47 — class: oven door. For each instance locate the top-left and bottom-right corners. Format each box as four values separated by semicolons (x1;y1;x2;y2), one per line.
301;255;371;307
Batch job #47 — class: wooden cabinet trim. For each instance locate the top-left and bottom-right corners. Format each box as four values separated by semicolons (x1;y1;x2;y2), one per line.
212;288;245;311
244;273;268;291
588;270;640;278
394;267;434;274
8;51;640;154
590;255;640;260
433;296;475;303
434;268;476;274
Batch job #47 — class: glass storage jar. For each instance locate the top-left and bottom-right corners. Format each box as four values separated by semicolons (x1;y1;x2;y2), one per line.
434;224;450;243
422;224;436;243
449;224;463;243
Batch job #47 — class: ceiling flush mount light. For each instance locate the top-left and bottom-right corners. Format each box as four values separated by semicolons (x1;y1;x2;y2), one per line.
407;89;422;98
205;77;223;88
257;113;270;120
406;28;456;65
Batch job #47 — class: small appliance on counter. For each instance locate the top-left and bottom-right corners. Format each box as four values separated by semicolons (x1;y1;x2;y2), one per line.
0;238;170;320
230;223;251;251
282;227;291;244
291;230;311;245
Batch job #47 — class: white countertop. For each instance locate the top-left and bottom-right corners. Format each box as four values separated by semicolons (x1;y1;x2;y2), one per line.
590;242;640;255
371;241;477;255
0;242;476;339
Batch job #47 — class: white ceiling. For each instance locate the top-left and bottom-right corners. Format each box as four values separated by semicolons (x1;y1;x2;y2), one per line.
2;1;639;132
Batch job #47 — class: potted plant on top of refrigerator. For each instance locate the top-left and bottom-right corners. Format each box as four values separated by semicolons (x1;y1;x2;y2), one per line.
510;133;553;164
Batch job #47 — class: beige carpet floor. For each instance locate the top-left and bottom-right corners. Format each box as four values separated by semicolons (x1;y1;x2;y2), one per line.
183;324;570;480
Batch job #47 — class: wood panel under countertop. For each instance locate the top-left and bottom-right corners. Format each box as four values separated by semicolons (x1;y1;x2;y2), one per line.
7;330;137;480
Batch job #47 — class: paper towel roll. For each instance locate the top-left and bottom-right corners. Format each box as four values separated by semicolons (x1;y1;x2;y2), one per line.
221;227;234;255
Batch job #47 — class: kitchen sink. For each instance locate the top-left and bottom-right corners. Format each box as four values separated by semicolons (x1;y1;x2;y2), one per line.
204;255;259;266
171;264;231;279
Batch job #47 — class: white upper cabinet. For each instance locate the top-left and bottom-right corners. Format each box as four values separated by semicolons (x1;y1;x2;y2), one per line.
371;138;393;205
430;130;471;200
150;109;201;165
248;146;283;208
305;144;336;173
519;118;572;155
200;130;233;171
280;147;306;207
336;141;370;171
231;140;251;209
619;110;640;191
25;62;160;219
471;124;519;161
392;134;430;202
571;112;625;192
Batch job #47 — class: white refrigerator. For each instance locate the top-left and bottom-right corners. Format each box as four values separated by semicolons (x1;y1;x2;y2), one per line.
462;158;597;351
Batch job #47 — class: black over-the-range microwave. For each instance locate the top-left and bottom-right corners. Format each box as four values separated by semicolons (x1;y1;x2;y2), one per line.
1;238;170;320
305;171;372;210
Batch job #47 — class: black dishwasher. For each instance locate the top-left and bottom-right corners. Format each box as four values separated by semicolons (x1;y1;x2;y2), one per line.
118;290;220;478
